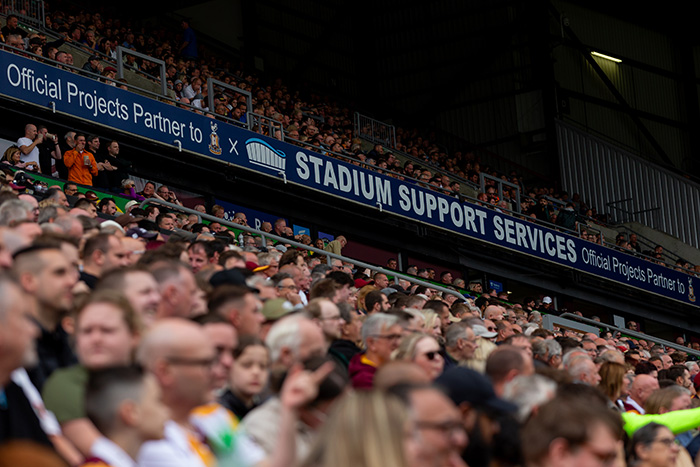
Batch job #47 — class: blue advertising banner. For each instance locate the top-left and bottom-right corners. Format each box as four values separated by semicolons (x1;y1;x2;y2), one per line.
212;199;311;237
1;50;697;306
212;199;279;231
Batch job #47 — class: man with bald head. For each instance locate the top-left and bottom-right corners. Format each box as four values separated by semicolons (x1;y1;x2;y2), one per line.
139;318;330;467
483;305;504;321
137;318;266;466
17;123;43;167
623;374;660;414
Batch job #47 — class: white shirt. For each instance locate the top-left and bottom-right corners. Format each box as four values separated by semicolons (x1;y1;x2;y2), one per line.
624;395;645;414
17;136;40;165
138;421;207;467
91;437;137;467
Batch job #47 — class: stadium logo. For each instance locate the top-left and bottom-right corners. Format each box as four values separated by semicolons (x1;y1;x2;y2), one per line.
245;138;286;173
689;278;696;303
208;122;222;156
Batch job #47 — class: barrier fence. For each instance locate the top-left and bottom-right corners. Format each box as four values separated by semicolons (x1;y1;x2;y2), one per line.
354;112;396;148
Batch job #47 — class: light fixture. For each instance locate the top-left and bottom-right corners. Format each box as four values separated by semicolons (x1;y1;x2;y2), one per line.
591;51;622;63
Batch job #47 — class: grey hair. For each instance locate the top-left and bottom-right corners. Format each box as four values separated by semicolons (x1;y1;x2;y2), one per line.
532;338;561;359
246;274;271;290
528;311;542;323
361;313;399;344
502;374;557;423
0;199;32;227
38;205;61;224
257;252;275;266
265;314;305;363
566;354;594;382
445;321;471;348
562;349;588;369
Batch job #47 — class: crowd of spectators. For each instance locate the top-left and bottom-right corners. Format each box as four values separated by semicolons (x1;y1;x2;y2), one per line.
4;10;700;466
0;169;699;467
1;9;696;275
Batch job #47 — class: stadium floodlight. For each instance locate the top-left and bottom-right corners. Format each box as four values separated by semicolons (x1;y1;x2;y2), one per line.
591;51;622;63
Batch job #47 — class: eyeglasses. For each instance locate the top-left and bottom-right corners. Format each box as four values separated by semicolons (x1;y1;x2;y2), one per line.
372;333;402;341
487;327;497;332
166;356;216;367
320;314;343;321
652;438;680;448
415;420;465;435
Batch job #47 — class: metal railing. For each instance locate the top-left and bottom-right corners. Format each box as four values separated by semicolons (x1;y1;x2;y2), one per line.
559;313;700;358
4;1;44;28
605;198;661;226
137;198;465;300
249;113;284;141
206;78;252;121
354;112;396;148
116;46;167;97
479;172;521;213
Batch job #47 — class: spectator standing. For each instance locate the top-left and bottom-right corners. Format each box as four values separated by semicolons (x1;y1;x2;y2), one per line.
17;124;43;167
63;134;98;186
57;131;76;180
180;19;198;59
36;126;62;176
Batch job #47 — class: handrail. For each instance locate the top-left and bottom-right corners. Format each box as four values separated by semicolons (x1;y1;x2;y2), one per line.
206;78;252;121
559;313;700;358
354;112;396;148
479;172;521;213
137;198;465;300
116;46;167;96
355;133;480;196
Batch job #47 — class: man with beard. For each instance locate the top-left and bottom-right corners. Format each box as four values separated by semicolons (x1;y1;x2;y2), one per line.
12;245;79;390
436;367;520;467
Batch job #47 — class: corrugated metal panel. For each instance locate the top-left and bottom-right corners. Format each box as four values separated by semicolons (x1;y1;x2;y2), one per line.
557;120;700;247
557;1;674;71
552;2;686;166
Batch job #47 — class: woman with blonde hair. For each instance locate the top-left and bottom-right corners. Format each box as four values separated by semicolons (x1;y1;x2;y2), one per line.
421;309;441;338
393;333;444;380
598;361;628;410
2;145;39;171
299;391;415;467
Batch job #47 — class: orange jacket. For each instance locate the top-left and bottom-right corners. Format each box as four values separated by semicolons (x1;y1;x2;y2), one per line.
63;149;98;186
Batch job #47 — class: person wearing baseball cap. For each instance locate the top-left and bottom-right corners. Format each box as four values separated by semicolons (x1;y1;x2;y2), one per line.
435;366;518;467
